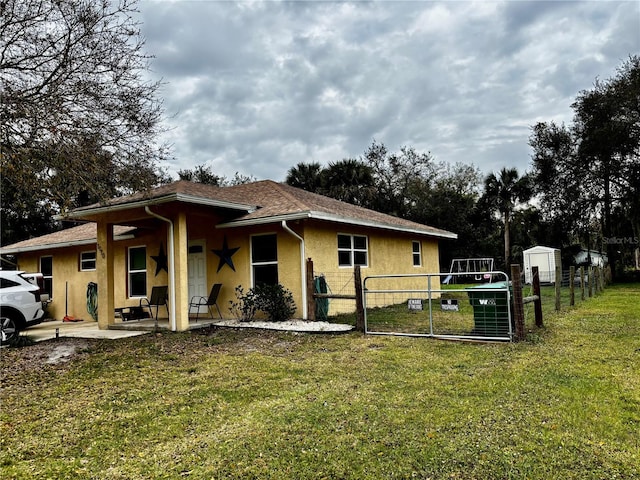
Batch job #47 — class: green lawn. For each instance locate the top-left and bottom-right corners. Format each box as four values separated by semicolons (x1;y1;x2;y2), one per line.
1;284;639;479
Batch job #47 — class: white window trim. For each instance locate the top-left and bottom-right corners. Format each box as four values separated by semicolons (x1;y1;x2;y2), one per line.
127;245;147;298
337;233;369;268
80;250;97;271
412;241;422;267
250;233;278;287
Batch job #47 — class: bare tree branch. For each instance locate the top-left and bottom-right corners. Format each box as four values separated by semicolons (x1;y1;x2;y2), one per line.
1;0;171;244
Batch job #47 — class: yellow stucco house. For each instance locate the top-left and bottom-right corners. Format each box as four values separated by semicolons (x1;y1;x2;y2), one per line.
1;180;456;331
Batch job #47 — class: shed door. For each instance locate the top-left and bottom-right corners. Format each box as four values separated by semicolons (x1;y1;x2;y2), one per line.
530;252;553;283
188;240;208;314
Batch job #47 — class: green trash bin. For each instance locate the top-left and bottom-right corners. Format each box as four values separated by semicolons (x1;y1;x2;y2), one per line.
466;282;512;336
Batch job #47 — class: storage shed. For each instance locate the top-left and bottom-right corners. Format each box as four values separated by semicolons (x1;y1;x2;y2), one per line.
523;246;562;284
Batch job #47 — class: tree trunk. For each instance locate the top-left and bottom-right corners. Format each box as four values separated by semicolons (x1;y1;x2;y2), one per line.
603;159;617;281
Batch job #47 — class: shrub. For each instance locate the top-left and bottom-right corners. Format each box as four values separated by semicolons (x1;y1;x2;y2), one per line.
228;285;258;322
229;284;296;322
254;284;296;322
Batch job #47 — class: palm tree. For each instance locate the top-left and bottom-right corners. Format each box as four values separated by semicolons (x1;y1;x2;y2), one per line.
320;159;376;207
285;162;324;193
482;168;533;272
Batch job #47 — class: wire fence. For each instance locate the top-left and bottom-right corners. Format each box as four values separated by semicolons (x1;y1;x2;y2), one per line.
312;270;357;319
521;266;607;326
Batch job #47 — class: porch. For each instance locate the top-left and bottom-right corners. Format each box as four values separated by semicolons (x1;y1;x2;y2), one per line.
108;315;222;332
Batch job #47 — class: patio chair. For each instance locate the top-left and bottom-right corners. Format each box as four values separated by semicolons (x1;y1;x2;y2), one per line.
140;285;169;322
189;283;222;321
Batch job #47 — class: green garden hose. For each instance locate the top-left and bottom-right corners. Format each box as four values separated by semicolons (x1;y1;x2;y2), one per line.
86;282;98;321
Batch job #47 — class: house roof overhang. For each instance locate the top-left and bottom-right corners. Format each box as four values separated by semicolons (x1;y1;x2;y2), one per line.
55;193;257;222
0;230;135;255
217;210;458;240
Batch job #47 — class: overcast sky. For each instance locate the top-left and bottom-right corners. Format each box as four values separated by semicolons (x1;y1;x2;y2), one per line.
138;0;640;182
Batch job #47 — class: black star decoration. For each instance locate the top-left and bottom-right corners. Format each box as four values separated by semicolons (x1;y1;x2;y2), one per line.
212;236;240;273
151;243;169;276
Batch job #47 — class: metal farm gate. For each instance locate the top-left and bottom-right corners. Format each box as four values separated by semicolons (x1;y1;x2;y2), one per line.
363;272;514;342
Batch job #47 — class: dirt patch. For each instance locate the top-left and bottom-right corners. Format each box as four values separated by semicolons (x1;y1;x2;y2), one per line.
1;325;347;384
1;338;94;382
46;340;90;364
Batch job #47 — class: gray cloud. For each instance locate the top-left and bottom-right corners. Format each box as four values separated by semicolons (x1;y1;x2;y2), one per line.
139;0;640;181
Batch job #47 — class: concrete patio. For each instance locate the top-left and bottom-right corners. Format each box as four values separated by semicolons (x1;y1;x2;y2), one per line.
20;319;149;343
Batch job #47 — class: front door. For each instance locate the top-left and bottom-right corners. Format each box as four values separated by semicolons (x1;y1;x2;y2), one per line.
188;240;208;314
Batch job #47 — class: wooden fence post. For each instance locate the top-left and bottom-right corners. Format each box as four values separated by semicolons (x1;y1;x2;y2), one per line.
580;266;585;301
306;258;316;321
569;266;575;306
354;266;365;332
511;264;525;341
531;266;543;328
588;266;593;298
555;265;561;311
597;266;603;292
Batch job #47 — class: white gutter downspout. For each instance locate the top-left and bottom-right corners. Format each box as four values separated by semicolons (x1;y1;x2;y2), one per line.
145;206;177;331
281;221;307;319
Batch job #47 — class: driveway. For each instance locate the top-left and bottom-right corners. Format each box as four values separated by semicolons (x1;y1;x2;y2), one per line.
22;319;149;342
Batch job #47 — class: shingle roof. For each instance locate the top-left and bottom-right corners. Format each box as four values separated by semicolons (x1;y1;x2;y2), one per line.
217;181;456;238
0;223;136;253
71;180;456;238
3;180;456;252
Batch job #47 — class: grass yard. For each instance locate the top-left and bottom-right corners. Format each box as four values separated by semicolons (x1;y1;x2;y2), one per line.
1;284;639;479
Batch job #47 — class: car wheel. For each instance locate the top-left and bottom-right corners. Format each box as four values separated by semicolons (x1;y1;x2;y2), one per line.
0;316;19;345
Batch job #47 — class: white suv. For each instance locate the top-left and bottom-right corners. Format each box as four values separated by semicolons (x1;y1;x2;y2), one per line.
0;271;47;344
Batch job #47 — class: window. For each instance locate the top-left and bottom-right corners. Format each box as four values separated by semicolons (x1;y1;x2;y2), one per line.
128;246;147;297
40;256;53;298
337;234;368;267
251;234;278;286
80;251;96;271
412;241;422;267
0;278;20;289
